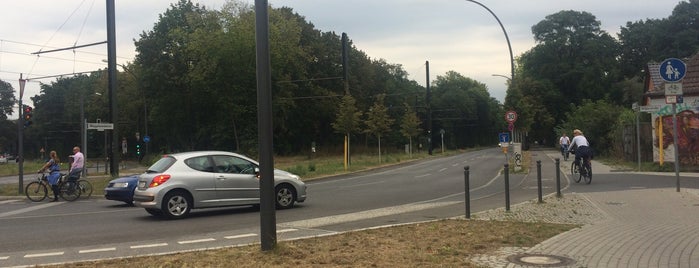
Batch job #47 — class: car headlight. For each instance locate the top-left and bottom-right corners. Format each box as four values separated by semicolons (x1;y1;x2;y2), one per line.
111;182;130;188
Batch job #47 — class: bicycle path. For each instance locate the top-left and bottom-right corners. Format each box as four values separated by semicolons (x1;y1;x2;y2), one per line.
478;149;699;268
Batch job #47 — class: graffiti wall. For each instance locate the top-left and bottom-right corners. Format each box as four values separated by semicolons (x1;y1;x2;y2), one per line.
651;96;699;165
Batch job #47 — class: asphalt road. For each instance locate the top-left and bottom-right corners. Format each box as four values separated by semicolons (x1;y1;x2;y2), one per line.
0;148;560;267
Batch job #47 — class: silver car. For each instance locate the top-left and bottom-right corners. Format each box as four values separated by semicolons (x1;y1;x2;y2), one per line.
133;151;307;219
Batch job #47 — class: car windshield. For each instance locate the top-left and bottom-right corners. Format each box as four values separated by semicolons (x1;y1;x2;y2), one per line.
145;156;176;173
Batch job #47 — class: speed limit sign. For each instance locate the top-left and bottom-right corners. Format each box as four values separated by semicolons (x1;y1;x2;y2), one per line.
505;110;517;123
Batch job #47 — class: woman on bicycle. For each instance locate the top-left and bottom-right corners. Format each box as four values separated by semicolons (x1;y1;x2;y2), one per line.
38;150;61;202
569;129;592;174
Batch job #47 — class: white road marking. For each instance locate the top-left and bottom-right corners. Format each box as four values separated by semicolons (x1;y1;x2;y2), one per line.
224;233;256;239
130;243;168;249
0;256;9;260
79;248;116;254
178;238;216;244
0;200;17;204
282;201;461;229
0;202;62;218
277;228;297;233
24;252;64;258
438;168;447;172
414;173;431;178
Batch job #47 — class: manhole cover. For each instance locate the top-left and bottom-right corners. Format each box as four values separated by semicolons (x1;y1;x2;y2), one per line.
507;253;575;267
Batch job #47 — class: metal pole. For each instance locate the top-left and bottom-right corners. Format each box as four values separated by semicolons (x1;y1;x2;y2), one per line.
537;160;542;203
255;0;277;251
636;109;641;171
17;75;24;194
504;163;510;211
555;158;561;198
672;103;680;192
106;0;119;177
464;166;470;219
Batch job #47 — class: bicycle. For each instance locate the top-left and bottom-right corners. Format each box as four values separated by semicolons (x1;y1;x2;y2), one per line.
77;179;93;199
569;150;592;184
561;144;569;161
25;173;82;201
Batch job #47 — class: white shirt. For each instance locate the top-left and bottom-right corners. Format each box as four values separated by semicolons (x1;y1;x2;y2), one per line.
560;136;570;145
570;135;589;148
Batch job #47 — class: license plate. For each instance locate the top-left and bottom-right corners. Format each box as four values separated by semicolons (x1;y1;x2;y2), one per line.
138;181;146;188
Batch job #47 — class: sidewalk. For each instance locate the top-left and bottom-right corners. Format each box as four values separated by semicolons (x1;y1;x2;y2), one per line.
470;150;699;268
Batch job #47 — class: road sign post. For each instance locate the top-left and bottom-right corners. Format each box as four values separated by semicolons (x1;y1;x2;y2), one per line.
659;58;686;192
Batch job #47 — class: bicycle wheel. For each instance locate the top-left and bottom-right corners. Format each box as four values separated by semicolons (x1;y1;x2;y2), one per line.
582;161;592;184
59;181;81;201
25;181;48;202
572;161;582;183
78;179;93;198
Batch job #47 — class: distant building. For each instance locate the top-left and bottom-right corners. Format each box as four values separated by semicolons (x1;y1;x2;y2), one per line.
644;52;699;165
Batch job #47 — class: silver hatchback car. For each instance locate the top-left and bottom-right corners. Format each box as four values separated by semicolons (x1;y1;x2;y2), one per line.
133;151;307;219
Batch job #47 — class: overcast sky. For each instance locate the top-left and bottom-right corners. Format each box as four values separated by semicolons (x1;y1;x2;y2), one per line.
0;0;680;109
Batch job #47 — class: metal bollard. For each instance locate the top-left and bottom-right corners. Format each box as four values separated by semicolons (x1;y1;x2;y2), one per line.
555;158;562;198
537;160;542;203
504;163;510;211
464;166;470;219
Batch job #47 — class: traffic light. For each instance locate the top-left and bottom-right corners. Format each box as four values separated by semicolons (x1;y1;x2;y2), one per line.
23;105;33;127
136;143;143;162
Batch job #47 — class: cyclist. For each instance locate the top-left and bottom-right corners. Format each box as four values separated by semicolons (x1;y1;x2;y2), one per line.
38;150;61;202
569;129;592;175
559;132;570;160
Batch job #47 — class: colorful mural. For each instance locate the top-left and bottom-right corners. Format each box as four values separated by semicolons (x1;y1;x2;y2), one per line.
651;97;699;165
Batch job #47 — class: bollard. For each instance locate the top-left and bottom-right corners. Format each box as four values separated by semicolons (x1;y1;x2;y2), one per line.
464;166;470;219
504;163;510;211
537;160;543;203
555;158;562;198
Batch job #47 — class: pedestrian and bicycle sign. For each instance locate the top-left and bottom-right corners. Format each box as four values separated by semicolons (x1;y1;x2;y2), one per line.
659;58;686;82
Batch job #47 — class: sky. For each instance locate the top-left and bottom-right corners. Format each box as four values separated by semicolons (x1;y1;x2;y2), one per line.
0;0;680;115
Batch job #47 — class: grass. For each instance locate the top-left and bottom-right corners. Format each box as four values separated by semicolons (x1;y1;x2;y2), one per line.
4;148;579;267
42;219;576;268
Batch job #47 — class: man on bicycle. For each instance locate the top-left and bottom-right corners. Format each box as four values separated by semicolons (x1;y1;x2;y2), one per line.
68;146;84;181
559;132;570;160
569;129;592;175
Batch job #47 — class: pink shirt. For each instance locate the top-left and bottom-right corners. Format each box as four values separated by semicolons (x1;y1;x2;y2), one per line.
71;152;84;170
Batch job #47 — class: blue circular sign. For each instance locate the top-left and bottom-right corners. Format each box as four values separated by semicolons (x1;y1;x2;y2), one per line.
143;135;151;143
659;58;687;82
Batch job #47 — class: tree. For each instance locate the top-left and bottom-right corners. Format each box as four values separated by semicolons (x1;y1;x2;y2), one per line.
400;102;422;157
0;80;15;120
364;94;394;163
332;94;362;165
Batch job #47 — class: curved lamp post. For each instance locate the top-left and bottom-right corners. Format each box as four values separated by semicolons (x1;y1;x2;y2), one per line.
464;0;514;82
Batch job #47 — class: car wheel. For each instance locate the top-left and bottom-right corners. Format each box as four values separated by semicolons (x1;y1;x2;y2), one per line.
275;184;296;209
161;190;192;219
145;208;162;216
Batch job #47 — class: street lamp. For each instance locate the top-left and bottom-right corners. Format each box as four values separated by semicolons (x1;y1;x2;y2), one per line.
492;74;512;82
465;0;515;82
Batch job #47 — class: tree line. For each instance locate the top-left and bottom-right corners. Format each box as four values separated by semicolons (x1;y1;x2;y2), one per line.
1;0;698;161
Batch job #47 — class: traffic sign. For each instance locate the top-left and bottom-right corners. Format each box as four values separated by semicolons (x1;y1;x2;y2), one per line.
87;122;114;131
665;83;683;95
499;132;510;143
143;135;151;143
665;95;684;104
508;122;514;131
505;110;517;123
659;58;686;82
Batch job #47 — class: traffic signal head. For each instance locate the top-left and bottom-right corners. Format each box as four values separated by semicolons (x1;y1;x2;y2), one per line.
23;105;33;127
136;144;141;155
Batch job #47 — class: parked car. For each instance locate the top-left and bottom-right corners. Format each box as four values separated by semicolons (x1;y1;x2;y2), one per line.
133;151;307;219
0;155;7;164
104;175;139;205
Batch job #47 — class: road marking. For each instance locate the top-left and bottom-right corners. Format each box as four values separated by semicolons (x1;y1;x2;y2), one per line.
414;173;431;178
282;201;461;229
79;248;116;254
178;238;216;244
0;202;62;218
0;256;9;260
225;233;256;239
277;228;297;233
25;252;64;258
130;243;168;249
0;200;17;204
438;168;447;173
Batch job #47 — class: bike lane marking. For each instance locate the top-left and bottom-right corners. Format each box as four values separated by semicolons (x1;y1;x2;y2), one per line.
0;201;62;218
